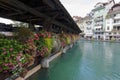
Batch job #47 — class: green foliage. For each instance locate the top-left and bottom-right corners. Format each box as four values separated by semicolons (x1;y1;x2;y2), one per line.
33;30;53;57
0;27;80;76
66;37;71;45
44;38;53;56
14;27;33;43
0;34;5;39
0;39;30;73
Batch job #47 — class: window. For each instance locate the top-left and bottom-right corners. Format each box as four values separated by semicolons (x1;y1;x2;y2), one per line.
114;20;116;23
115;26;120;30
107;26;109;30
114;14;116;17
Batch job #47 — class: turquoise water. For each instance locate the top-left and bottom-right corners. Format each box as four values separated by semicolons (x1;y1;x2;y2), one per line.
27;41;120;80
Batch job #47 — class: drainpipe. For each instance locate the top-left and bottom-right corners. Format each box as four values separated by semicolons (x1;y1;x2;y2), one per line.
112;0;115;4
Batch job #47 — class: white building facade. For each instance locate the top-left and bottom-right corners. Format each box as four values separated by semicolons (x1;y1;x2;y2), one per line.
92;0;115;40
83;16;93;39
74;0;120;41
105;3;120;40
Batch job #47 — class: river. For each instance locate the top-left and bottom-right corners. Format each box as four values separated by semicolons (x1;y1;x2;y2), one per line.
27;40;120;80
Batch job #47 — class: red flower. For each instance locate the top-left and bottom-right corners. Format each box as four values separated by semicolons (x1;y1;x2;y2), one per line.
9;48;13;51
2;48;6;51
3;52;7;55
16;55;21;61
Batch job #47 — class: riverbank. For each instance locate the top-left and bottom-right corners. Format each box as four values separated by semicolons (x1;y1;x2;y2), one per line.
14;42;77;80
15;51;62;80
16;65;41;80
26;40;120;80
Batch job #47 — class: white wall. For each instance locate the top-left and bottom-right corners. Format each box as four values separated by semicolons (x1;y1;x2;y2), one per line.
105;18;113;32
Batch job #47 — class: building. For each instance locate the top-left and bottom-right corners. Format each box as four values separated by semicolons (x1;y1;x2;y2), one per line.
105;2;120;40
73;15;93;39
73;0;119;40
92;0;115;40
73;16;85;37
73;16;84;31
82;16;93;39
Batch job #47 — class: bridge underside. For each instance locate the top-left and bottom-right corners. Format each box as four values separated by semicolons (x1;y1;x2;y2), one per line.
0;0;81;34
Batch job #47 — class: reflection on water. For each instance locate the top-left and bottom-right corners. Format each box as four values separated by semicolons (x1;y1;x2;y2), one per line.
104;42;113;65
27;41;120;80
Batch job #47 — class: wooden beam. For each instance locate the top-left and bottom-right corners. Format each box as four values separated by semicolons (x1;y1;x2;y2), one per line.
35;6;50;10
27;18;43;21
0;0;76;33
45;11;60;16
0;1;23;13
43;0;55;9
53;0;81;33
0;0;49;18
6;12;26;16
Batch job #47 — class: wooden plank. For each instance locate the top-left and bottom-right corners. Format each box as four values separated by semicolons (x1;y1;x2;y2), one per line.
16;65;41;80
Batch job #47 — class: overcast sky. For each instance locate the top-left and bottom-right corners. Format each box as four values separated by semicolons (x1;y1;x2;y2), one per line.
0;0;119;24
60;0;120;17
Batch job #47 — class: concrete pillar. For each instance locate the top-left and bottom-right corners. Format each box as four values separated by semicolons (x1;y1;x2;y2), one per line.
41;58;49;68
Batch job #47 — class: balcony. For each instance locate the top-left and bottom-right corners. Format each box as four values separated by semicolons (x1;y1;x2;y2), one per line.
93;28;104;32
93;29;104;33
114;14;120;19
112;29;120;33
114;16;120;19
94;23;103;26
113;19;120;26
113;23;120;26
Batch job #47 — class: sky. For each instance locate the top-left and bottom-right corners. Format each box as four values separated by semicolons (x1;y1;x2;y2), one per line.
60;0;120;17
0;18;13;24
0;0;119;24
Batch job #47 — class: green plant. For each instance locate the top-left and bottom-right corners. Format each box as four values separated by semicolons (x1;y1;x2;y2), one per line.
44;38;53;56
0;39;30;74
0;34;5;39
66;36;71;45
14;27;33;43
33;30;53;57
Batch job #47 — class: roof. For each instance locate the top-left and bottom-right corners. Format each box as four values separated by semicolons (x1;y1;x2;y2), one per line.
111;2;120;10
73;16;83;23
83;16;92;20
107;2;120;15
94;2;109;8
92;6;105;12
0;0;81;34
95;2;108;7
93;1;113;12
